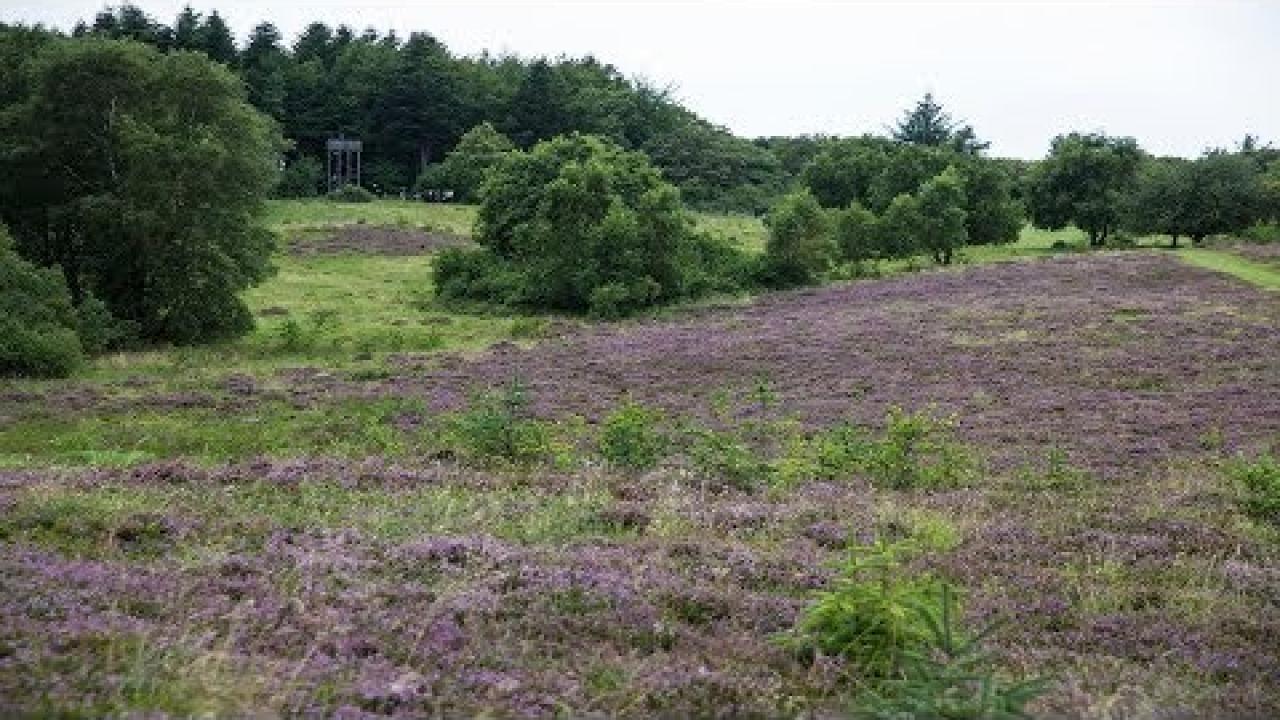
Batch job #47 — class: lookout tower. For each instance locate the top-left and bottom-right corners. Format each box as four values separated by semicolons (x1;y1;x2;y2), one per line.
326;136;363;191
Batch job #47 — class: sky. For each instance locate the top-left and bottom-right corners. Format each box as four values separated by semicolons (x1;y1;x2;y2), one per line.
4;0;1278;159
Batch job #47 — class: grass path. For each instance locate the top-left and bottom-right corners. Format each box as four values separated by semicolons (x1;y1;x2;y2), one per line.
1176;247;1280;291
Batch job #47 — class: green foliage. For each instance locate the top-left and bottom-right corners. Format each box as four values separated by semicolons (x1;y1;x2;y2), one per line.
866;407;977;490
835;203;880;263
0;37;281;344
852;585;1048;719
328;183;376;203
876;194;925;260
0;227;84;377
688;426;767;491
1028;132;1143;246
448;380;555;465
441;133;743;316
75;293;136;354
1126;152;1267;246
277;156;324;197
599;400;668;471
1227;454;1280;527
416;122;514;201
891;93;989;154
782;540;948;679
917;167;969;265
760;189;836;287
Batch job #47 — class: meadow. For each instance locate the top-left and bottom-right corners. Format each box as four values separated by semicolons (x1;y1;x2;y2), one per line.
2;199;1278;718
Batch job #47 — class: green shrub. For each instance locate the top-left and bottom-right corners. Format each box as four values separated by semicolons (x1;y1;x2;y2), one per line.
328;183;375;203
276;156;323;198
1228;454;1280;527
599;400;668;471
75;293;135;354
674;231;754;298
852;585;1047;719
866;407;978;490
781;540;947;679
448;380;553;465
760;189;836;288
0;228;84;377
433;247;529;307
688;426;766;490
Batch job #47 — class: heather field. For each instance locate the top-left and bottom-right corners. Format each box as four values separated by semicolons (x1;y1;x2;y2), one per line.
2;205;1279;718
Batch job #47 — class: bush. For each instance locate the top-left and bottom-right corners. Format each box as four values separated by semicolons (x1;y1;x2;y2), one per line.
760;189;837;288
852;585;1047;719
328;183;375;203
276;156;323;198
448;380;554;465
835;203;879;263
0;228;84;377
75;293;135;354
443;134;696;316
866;407;977;490
1228;454;1280;527
781;540;947;679
599;399;668;471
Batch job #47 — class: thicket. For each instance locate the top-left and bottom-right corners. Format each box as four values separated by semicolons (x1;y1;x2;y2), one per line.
435;134;752;316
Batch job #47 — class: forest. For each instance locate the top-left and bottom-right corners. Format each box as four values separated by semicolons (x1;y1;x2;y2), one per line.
1;4;1279;719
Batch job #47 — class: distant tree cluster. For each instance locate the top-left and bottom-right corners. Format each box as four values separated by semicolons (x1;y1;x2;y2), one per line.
55;4;787;212
1028;132;1278;247
771;124;1022;282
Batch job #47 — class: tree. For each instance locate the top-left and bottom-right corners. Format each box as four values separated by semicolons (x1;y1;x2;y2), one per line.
241;22;289;120
197;11;237;65
761;190;836;287
1125;152;1265;246
834;203;879;263
1028;132;1143;247
876;194;925;259
891;93;988;154
916;167;969;265
1124;157;1192;246
171;6;201;51
441;133;709;316
417;122;514;200
0;38;281;343
802;137;893;210
1178;151;1268;244
0;225;84;378
953;157;1023;246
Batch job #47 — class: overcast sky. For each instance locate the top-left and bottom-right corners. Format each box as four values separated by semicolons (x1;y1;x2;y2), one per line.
4;1;1278;159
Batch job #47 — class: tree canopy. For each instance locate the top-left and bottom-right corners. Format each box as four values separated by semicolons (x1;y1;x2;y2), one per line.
1028;132;1143;247
0;36;282;343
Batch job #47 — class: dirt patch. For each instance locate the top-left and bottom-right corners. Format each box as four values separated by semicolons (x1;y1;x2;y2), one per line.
286;225;471;256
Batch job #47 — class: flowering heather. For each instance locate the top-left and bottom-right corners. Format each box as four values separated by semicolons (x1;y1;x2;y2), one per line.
2;252;1279;716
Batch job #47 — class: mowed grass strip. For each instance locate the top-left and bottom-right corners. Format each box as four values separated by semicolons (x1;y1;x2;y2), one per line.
1177;247;1280;291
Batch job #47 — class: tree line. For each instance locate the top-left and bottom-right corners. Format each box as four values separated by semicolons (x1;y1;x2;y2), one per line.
49;4;789;213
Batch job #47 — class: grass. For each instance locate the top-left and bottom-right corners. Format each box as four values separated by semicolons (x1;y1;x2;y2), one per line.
1176;248;1280;291
0;399;421;468
263;198;476;236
